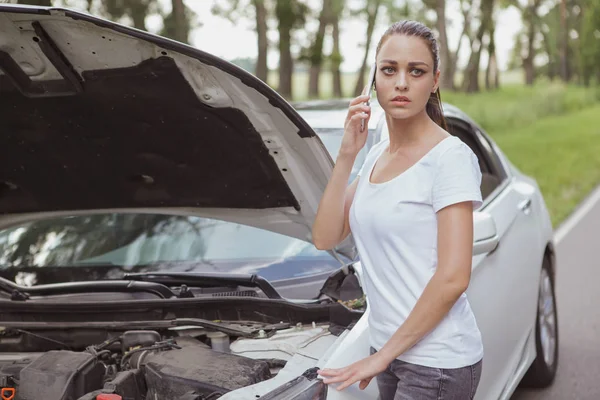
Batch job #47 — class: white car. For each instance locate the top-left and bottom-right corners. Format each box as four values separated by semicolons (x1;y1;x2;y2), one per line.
0;4;558;400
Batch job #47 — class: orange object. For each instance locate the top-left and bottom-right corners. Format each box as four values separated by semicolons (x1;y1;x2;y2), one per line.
1;388;15;400
96;395;122;400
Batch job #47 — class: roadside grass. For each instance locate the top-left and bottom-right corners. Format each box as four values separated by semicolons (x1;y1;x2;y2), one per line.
443;80;600;135
490;105;600;228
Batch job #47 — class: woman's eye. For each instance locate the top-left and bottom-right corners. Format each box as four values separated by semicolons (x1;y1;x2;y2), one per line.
410;69;425;76
381;67;395;74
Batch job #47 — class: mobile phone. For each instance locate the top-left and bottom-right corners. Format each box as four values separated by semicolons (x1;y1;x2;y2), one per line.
360;63;377;132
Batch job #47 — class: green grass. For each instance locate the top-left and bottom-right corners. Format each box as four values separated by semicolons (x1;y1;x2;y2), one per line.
491;105;600;227
443;81;600;135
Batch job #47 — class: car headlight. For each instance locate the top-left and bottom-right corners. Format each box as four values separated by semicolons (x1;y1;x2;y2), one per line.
260;367;327;399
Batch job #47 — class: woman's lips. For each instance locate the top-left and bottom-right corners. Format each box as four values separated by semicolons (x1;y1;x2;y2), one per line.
391;96;411;106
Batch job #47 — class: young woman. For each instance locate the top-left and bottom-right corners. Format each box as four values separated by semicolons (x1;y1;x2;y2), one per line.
313;20;484;399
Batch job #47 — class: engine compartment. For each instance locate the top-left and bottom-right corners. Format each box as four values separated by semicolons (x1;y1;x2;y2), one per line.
0;266;366;399
0;322;337;400
5;337;273;400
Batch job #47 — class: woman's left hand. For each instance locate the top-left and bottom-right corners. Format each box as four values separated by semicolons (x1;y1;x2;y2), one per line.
317;352;390;391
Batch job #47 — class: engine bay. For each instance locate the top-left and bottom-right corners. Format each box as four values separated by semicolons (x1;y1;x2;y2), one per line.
0;321;336;400
0;263;366;399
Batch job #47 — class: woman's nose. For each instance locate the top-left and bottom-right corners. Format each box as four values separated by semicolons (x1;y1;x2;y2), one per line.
395;72;408;91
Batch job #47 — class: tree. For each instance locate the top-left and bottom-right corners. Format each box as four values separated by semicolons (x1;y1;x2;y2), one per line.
539;9;560;80
307;0;333;99
160;0;195;44
253;0;269;82
211;0;270;82
462;0;496;92
329;0;345;97
579;0;600;85
559;0;569;81
485;21;500;89
421;0;453;89
103;0;156;31
274;0;309;99
352;0;384;96
451;0;479;90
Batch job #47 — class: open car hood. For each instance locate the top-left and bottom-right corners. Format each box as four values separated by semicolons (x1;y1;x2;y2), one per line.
0;5;357;260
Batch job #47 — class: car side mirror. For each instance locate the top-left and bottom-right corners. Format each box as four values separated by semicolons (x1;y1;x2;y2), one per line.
473;211;499;256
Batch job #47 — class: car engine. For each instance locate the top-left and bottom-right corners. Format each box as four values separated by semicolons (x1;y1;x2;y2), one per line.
0;328;301;400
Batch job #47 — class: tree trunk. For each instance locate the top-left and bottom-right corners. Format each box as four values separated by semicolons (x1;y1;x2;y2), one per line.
485;24;498;90
171;0;187;43
253;0;268;82
130;2;148;31
435;0;453;90
354;0;382;96
449;0;474;91
276;0;294;99
462;0;493;93
559;0;569;82
331;15;343;97
278;28;293;99
541;29;555;81
309;0;332;99
523;7;536;86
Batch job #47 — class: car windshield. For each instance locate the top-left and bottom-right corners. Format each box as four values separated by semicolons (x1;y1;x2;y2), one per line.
0;213;342;286
0;129;367;288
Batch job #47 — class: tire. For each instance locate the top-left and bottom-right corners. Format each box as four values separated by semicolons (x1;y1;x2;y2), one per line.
520;256;559;388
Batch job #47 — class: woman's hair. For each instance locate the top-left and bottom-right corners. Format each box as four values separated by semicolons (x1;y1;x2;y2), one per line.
375;20;447;130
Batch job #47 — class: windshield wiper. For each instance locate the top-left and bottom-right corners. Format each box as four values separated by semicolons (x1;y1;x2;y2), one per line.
123;272;282;299
0;276;175;301
0;318;290;339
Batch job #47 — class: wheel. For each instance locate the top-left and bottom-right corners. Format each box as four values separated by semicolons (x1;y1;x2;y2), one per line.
520;256;559;388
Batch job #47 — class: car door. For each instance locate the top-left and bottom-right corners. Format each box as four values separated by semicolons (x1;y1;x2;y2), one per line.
447;119;541;400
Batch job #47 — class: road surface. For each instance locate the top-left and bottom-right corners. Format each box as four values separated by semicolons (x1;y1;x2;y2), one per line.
512;187;600;400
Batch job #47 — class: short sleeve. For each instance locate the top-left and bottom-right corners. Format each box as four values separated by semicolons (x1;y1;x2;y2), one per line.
432;143;483;212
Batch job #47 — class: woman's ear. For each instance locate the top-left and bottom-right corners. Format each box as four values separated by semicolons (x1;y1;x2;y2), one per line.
432;69;441;93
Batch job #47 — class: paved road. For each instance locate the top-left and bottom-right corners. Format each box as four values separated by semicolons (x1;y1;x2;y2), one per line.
511;190;600;400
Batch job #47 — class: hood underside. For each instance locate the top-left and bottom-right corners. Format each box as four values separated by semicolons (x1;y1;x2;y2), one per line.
0;5;356;260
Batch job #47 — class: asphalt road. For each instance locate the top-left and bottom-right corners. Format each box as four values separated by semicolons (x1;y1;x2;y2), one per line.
511;189;600;400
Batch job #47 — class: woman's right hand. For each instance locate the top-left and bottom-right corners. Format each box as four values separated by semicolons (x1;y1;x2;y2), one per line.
340;94;372;158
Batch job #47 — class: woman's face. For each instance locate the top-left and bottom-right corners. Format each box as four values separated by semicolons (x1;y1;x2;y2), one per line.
374;34;440;121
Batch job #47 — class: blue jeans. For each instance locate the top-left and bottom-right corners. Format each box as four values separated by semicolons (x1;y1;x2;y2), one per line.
370;347;483;400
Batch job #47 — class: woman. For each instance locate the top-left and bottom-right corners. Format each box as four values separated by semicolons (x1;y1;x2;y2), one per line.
313;20;484;399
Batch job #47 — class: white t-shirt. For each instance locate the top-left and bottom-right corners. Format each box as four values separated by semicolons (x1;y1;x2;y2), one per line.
349;135;484;369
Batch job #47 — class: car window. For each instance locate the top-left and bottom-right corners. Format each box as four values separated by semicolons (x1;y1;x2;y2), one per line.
446;119;505;201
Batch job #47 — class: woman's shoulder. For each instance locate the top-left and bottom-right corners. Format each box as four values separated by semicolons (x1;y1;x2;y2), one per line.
434;135;479;165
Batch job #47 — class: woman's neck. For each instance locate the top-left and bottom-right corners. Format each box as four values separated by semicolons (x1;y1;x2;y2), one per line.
385;109;438;153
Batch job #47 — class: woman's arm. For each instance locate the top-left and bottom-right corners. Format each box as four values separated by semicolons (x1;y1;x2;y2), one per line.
312;94;371;250
312;159;359;250
318;200;475;390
